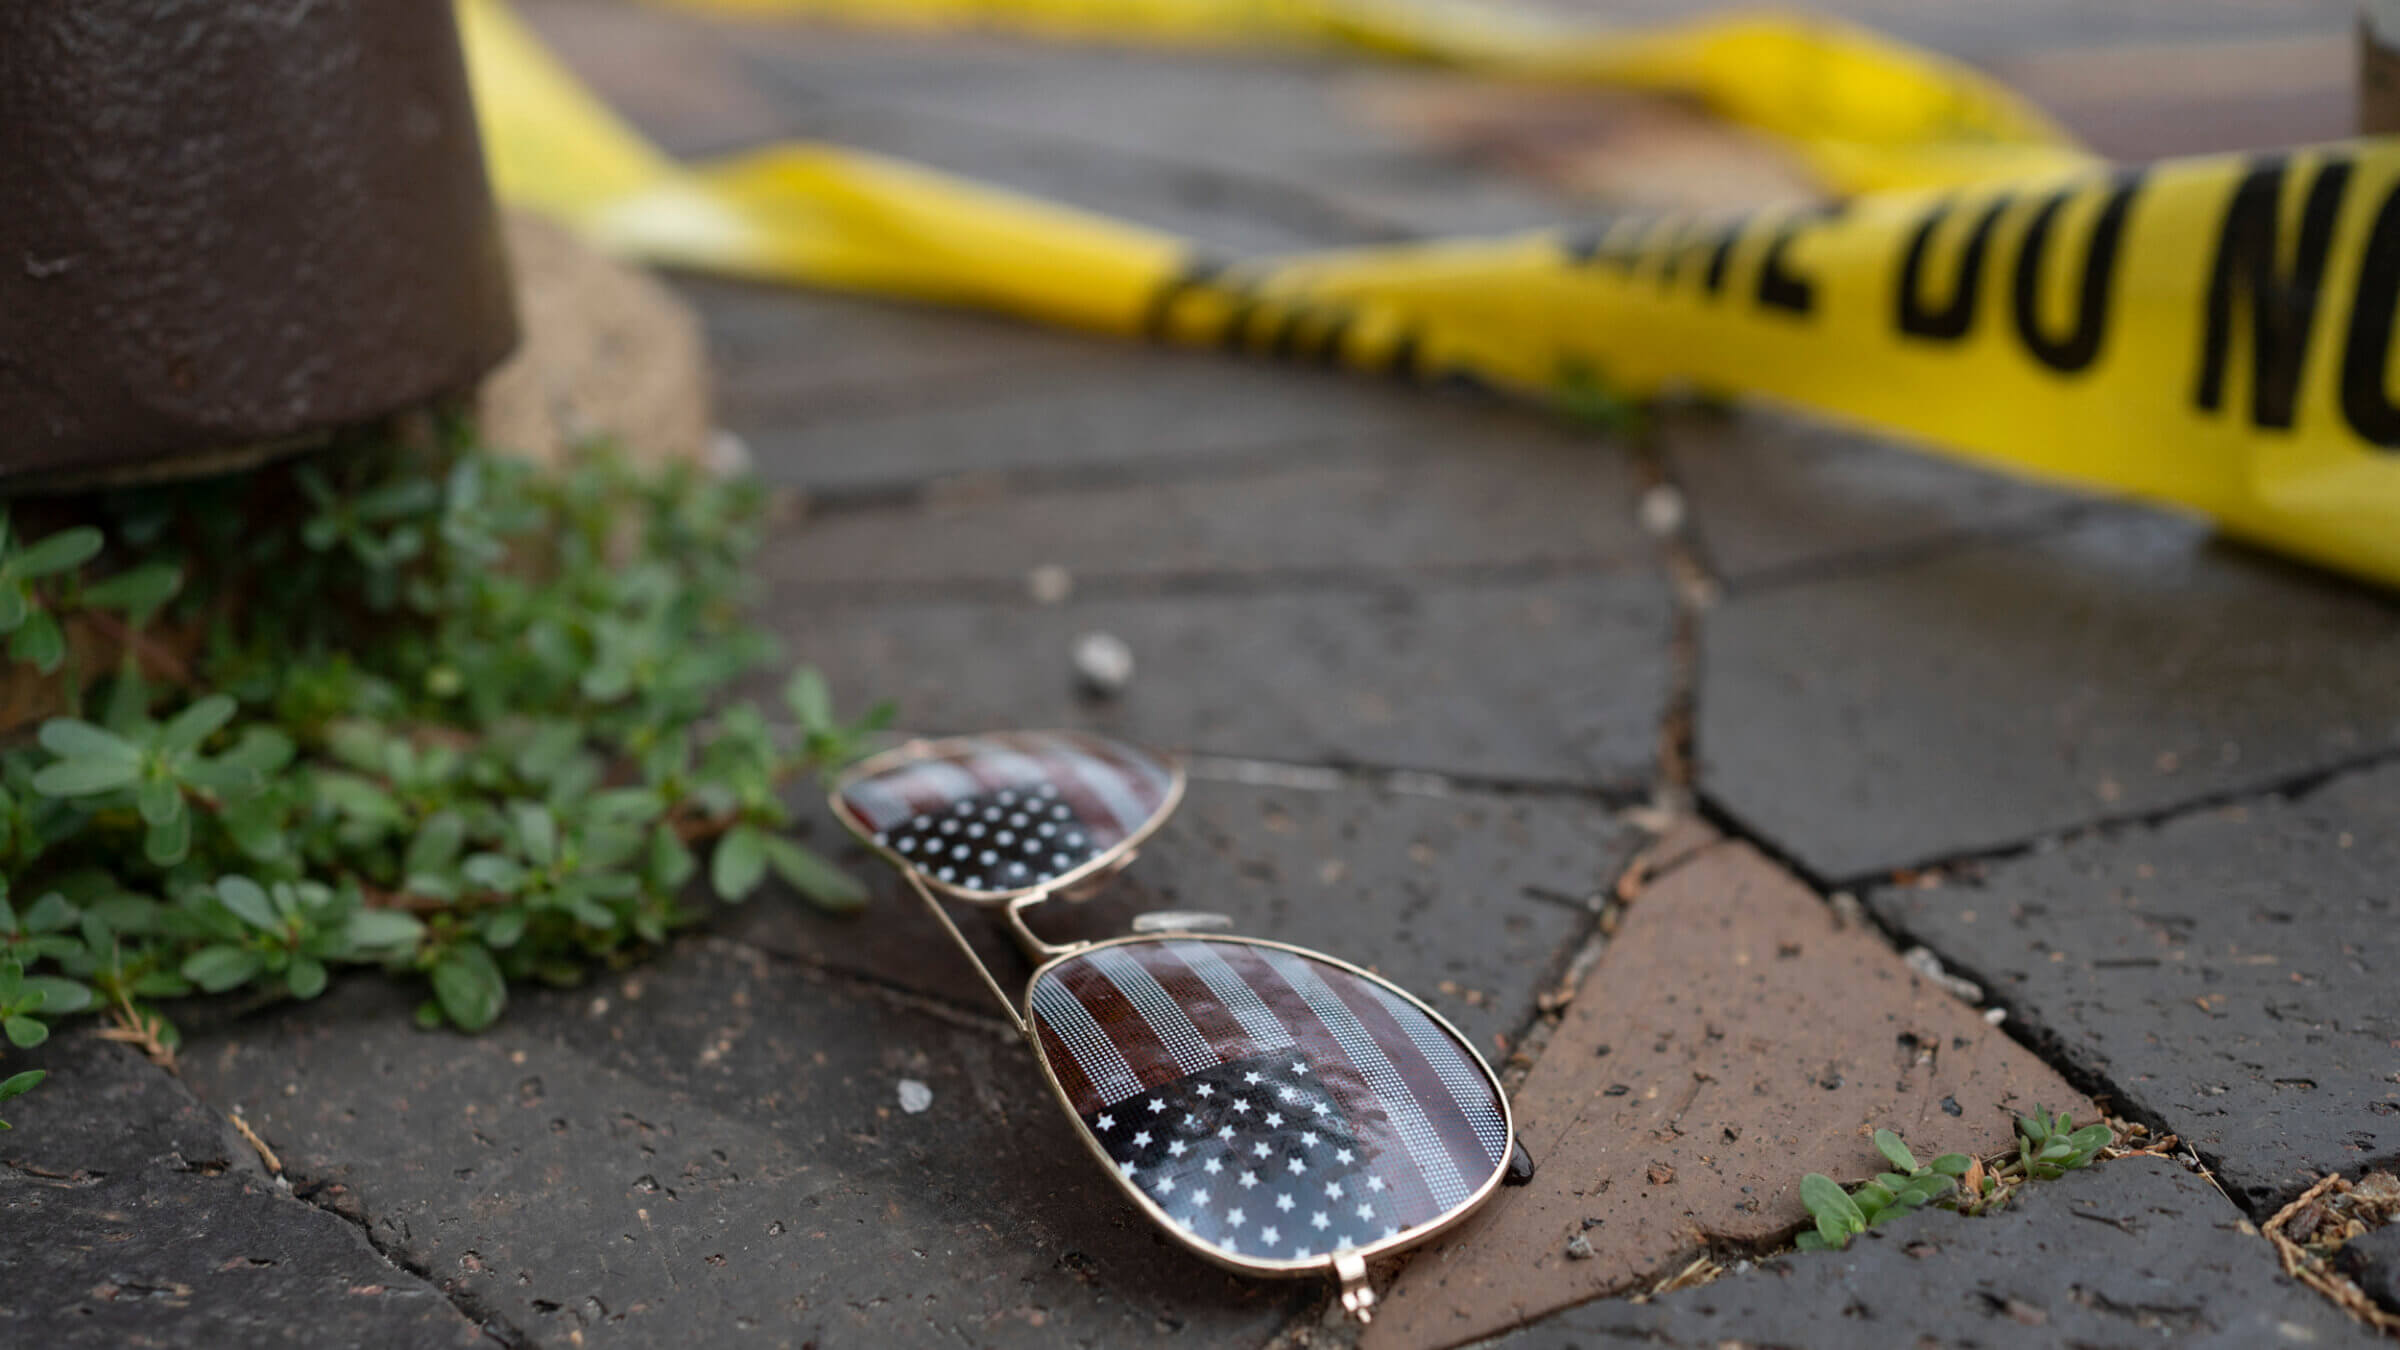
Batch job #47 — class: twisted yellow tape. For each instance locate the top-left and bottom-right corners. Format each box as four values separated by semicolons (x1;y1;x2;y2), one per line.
459;0;2400;589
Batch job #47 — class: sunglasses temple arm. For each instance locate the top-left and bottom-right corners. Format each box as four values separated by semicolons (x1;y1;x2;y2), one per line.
900;869;1031;1035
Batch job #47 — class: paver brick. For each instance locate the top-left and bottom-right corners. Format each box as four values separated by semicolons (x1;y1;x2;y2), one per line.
1;1037;488;1349
725;774;1643;1055
1699;513;2400;881
732;352;1459;498
1478;1156;2382;1350
761;412;1646;591
766;569;1673;788
1362;840;2086;1350
1663;408;2089;586
178;942;1310;1348
1871;760;2400;1213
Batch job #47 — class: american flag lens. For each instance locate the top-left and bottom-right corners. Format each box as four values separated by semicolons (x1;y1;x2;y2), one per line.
831;731;1180;901
1030;937;1511;1270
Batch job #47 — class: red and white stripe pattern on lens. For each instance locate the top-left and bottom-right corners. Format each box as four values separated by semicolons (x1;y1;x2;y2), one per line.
835;732;1175;893
1030;939;1507;1257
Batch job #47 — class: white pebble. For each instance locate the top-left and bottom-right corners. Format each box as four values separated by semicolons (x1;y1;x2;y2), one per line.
897;1079;934;1114
1074;631;1135;696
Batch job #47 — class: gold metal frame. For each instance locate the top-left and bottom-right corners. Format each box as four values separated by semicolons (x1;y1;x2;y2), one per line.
831;730;1515;1322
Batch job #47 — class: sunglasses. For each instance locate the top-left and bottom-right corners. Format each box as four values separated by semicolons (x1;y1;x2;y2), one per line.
828;729;1529;1321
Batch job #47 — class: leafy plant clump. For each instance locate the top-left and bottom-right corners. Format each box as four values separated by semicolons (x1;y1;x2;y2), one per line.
0;422;885;1121
1797;1109;2114;1251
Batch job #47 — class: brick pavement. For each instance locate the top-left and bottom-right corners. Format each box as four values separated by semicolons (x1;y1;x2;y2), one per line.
8;1;2396;1347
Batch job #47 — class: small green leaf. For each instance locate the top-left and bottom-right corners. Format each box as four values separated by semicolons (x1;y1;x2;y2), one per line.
0;1068;45;1101
431;943;506;1031
21;892;74;934
782;667;833;731
4;1016;47;1049
344;909;427;953
38;718;140;764
1793;1231;1829;1252
215;876;278;930
1901;1173;1955;1203
1930;1153;1975;1177
649;825;695;890
157;694;237;754
136;777;183;827
1874;1128;1919;1174
31;755;141;797
2063;1124;2114;1155
761;835;867;912
1800;1173;1865;1235
482;907;529;949
287;956;328;1000
182;943;263;993
414;1000;445;1031
513;803;558;868
1853;1181;1895;1219
144;808;192;866
22;976;92;1016
10;610;65;673
80;561;182;615
710;823;769;902
404;811;466;879
12;527;103;578
460;853;527;894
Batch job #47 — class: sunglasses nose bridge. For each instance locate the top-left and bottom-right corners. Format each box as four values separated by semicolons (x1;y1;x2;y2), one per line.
1003;892;1073;961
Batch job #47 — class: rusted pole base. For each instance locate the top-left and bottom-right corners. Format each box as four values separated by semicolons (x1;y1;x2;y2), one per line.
0;0;518;487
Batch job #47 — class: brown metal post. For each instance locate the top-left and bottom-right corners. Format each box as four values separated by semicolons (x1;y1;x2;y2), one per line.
0;0;519;486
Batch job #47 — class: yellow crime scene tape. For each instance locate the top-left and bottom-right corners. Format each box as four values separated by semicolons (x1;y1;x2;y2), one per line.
457;0;2400;591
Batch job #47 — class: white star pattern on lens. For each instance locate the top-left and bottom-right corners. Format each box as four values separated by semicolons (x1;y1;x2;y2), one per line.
874;784;1108;890
1083;1052;1405;1262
